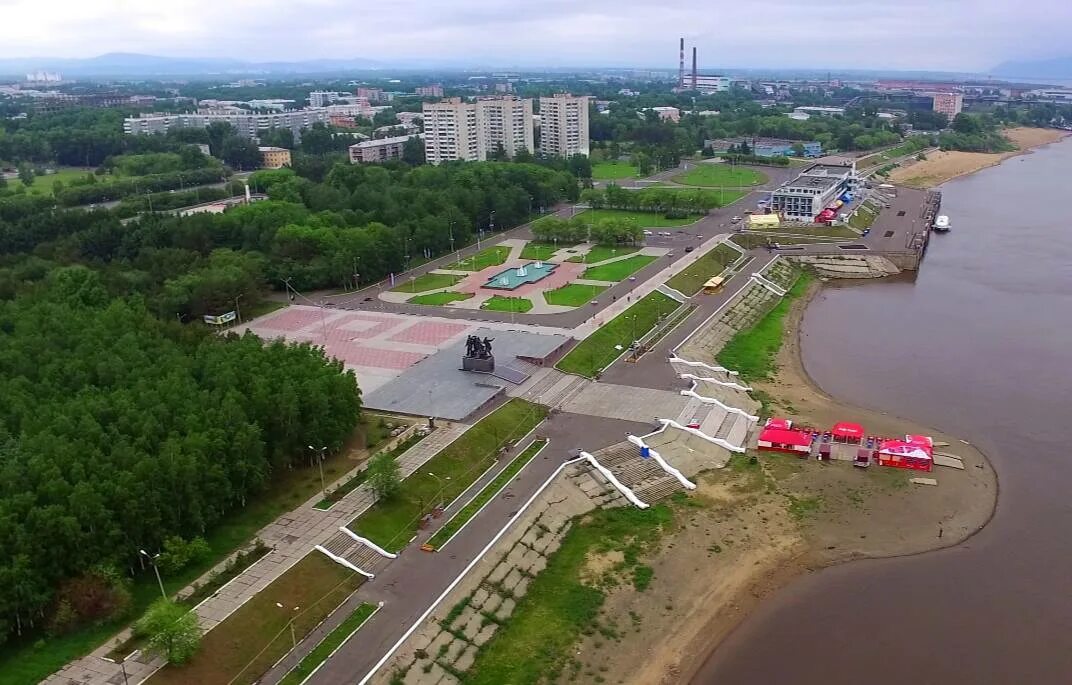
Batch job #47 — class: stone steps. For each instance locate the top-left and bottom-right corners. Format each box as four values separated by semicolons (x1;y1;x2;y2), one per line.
635;476;682;503
610;458;666;489
727;414;753;450
714;411;738;440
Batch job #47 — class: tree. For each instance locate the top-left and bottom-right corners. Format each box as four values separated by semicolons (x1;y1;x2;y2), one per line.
299;123;338;156
205;121;235;157
791;142;806;157
952;113;980;135
220;136;262;170
155;536;212;576
17;163;34;187
260;128;295;150
402;136;425;165
366;451;401;501
136;599;202;664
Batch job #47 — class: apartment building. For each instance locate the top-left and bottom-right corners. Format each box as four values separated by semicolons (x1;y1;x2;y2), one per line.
258;146;292;169
309;91;341;107
415;84;444;97
349;134;423;163
538;93;590;158
931;93;964;119
421;96;534;164
123;109;333;141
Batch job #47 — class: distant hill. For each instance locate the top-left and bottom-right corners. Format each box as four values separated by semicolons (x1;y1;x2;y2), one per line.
0;52;384;78
992;56;1072;79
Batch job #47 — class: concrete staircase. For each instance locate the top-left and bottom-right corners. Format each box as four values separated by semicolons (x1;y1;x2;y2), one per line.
318;530;393;577
588;441;683;505
516;369;590;409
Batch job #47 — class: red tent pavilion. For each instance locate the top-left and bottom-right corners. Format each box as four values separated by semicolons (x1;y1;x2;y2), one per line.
831;421;865;443
758;425;812;455
765;418;793;431
878;439;933;471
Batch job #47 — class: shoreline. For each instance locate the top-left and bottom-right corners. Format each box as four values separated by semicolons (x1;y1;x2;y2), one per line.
889;126;1069;188
669;279;1000;683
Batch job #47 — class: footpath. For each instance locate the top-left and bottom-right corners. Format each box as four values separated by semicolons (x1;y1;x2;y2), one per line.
46;422;469;685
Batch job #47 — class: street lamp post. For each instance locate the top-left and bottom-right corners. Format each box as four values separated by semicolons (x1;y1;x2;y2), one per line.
275;603;300;648
307;446;328;496
139;550;167;601
427;472;450;508
234;293;243;325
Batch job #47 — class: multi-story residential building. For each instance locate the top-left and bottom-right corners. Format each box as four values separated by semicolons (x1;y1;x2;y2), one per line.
309;91;342;107
931;92;964;119
123;109;333;141
349;134;423;163
415;84;444;97
329;114;359;129
769;163;858;222
421;96;534;164
356;87;389;102
258;147;292;169
538;93;590;158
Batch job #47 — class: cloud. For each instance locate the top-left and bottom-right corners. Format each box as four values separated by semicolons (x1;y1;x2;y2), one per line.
0;0;1070;71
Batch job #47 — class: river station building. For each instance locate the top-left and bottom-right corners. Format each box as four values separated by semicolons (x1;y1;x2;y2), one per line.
768;163;858;222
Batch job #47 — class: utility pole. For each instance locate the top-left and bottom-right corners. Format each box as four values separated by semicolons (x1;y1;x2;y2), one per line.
234;293;243;325
307;446;328;496
139;550;167;601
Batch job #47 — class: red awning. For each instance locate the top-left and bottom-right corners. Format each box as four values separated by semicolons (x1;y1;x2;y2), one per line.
765;418;793;431
878;440;932;461
906;434;933;449
759;428;812;447
832;422;864;439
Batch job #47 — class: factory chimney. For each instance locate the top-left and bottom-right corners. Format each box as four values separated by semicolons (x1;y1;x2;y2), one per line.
678;37;685;88
692;46;698;90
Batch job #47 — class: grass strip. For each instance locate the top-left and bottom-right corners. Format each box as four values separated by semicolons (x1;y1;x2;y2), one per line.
580;255;656;281
446;246;511;271
315;431;427;510
716;271;810;381
565;244;640;264
556;291;679;378
348;399;548;552
408;291;473;306
591;161;640;180
390;273;463;293
519;242;562;261
671;165;766;187
665;243;740;295
463;505;674;684
481;295;533;313
426;439;549;550
543;283;607;307
574;208;701;227
278;603;378;685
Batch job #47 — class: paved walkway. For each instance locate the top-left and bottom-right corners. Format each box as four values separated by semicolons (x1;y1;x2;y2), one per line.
46;422;469;685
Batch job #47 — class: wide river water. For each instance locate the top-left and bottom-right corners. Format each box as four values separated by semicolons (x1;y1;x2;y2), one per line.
694;138;1072;684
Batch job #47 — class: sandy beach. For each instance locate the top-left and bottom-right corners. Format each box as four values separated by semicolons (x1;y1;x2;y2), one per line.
567;280;998;685
889;126;1068;188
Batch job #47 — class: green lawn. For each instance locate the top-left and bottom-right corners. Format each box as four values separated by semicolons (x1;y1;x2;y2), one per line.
21;167;96;195
543;283;608;307
0;415;386;685
481;295;533;313
446;246;511;271
426;439;548;550
408;291;473;306
519;242;565;261
665;243;740;295
581;255;657;282
556;291;680;377
575;208;701;227
565;243;639;264
389;272;463;293
671;164;767;187
729;234;841;249
146;553;363;685
348;399;548;552
716;272;810;381
849;207;878;229
748;223;859;238
463;505;674;685
278;603;377;685
591;161;640;180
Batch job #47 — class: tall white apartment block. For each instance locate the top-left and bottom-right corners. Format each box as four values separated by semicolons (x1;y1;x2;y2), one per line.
538;93;590;158
422;96;534;164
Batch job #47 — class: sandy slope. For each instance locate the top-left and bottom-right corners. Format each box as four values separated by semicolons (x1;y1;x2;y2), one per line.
889;127;1068;188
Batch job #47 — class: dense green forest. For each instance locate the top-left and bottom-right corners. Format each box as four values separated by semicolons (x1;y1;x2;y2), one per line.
0;266;361;642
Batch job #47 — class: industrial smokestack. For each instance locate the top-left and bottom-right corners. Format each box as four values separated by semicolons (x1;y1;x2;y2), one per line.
692;47;698;90
679;38;685;88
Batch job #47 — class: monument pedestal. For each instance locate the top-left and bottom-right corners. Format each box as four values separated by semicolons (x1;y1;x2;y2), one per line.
463;355;495;373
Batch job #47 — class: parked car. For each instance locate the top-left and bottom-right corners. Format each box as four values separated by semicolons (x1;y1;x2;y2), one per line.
684;246;694;253
643;230;654;236
731;216;742;223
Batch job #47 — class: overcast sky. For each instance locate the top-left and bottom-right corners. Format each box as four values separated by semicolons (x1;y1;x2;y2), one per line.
1;0;1070;71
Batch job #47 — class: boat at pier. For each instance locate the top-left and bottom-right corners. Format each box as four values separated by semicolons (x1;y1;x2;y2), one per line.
933;215;950;232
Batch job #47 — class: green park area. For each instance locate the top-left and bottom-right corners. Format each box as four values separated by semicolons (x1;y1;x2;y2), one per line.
348;399;548;552
481;295;533;313
20;168;93;196
146;553;363;685
849;205;879;229
666;243;741;296
575;208;701;227
390;272;463;293
581;254;657;282
672;164;767;187
565;243;640;263
447;246;511;271
591;160;640;180
557;291;679;377
278;603;378;685
717;272;809;381
544;283;608;307
408;291;473;306
520;241;566;260
463;505;674;685
426;438;549;551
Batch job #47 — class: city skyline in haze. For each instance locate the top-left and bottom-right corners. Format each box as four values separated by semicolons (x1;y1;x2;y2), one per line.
1;0;1071;73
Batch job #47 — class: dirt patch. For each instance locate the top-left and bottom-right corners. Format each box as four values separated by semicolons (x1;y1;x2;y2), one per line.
567;279;998;685
582;549;625;584
889;127;1068;188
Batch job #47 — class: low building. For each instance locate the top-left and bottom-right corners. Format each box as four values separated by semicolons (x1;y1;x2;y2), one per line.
931;92;964;119
349;134;423;164
793;106;845;117
747;213;781;229
649;106;680;123
768;163;858;222
705;137;822;158
330;114;360;129
258;146;292;169
691;74;731;93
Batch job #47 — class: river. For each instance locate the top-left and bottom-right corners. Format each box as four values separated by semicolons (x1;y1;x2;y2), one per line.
693;137;1072;684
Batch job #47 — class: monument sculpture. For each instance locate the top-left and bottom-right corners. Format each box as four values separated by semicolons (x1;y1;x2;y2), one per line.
462;335;496;372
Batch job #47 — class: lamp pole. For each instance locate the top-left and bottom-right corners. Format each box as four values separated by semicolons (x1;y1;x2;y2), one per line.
275;603;300;648
307;446;328;496
139;550;167;601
